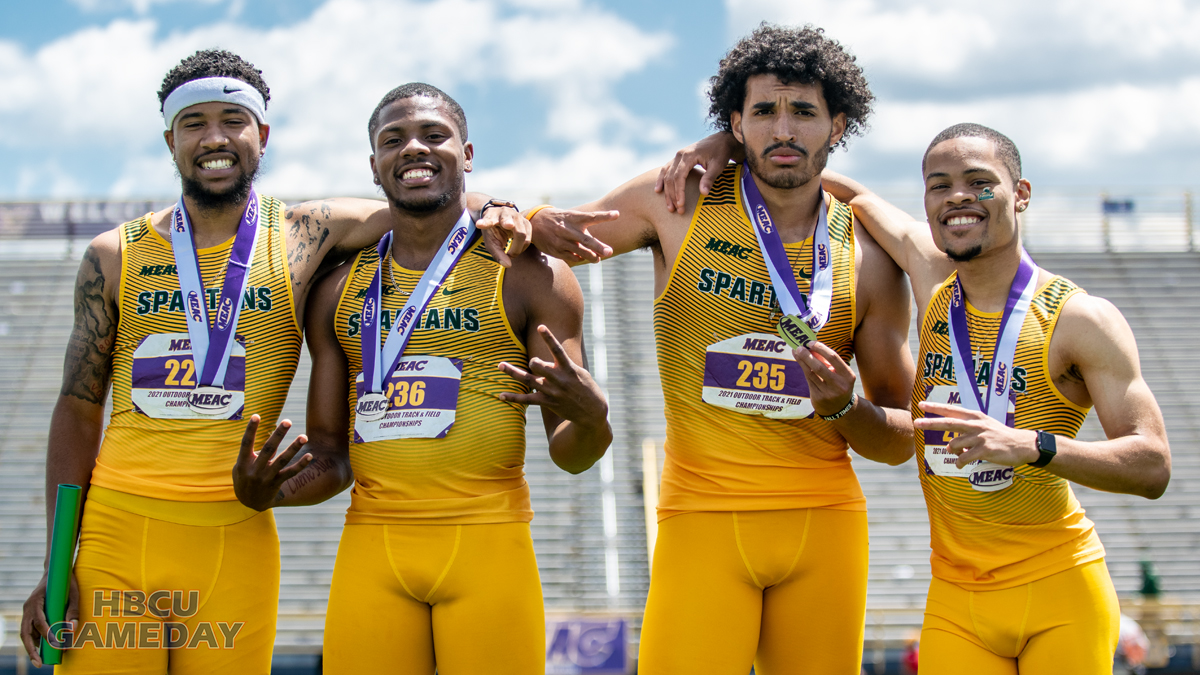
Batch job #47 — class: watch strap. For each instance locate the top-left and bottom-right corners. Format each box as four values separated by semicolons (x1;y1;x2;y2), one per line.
1030;430;1057;468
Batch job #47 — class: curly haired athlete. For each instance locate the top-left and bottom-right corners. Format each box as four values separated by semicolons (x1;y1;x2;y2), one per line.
530;24;914;674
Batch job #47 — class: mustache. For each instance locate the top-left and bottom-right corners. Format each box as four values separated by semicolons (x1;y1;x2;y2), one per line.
761;142;808;158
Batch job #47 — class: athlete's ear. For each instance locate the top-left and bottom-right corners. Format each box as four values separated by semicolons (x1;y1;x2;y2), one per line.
730;111;745;145
463;141;474;173
164;129;175;155
829;112;847;148
369;154;380;186
256;123;270;154
1014;178;1032;215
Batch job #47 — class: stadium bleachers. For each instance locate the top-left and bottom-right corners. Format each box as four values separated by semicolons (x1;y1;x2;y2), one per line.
1;203;1199;667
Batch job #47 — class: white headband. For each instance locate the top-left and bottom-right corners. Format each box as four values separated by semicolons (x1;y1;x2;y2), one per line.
162;76;267;130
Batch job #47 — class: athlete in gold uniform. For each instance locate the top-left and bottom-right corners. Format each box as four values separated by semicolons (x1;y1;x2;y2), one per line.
233;84;611;674
661;122;1172;672
823;125;1171;673
20;52;527;673
531;26;915;674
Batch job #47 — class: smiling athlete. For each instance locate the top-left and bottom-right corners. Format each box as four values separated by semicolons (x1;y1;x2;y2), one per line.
19;50;526;674
530;24;914;674
229;82;611;674
668;121;1176;673
828;124;1171;674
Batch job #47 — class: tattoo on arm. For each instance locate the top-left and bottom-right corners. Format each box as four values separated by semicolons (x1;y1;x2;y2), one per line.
285;202;333;284
280;455;338;499
61;247;116;404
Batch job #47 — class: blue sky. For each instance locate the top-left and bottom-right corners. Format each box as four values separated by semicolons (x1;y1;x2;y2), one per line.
3;0;1199;204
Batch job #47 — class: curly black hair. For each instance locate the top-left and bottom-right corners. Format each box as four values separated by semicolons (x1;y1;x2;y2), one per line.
708;23;873;149
157;49;271;113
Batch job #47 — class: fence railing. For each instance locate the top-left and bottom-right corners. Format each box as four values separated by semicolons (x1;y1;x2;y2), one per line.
2;190;1197;254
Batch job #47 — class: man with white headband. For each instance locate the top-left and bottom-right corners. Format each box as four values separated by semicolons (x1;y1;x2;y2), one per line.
19;48;527;673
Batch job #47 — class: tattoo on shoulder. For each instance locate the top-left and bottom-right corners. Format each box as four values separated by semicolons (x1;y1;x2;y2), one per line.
61;247;116;404
286;202;333;275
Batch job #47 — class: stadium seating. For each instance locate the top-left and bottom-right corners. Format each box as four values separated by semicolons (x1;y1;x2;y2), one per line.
1;203;1198;664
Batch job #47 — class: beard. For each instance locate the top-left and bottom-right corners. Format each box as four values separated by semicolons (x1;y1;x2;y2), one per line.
385;170;464;214
179;156;260;212
945;243;983;262
743;133;832;189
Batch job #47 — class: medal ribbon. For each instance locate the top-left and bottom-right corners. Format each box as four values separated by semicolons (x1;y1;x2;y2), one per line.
740;162;833;333
361;209;478;394
168;190;261;389
946;251;1038;423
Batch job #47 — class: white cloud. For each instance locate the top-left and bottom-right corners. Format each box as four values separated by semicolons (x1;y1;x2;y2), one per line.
0;0;675;199
727;0;1200;80
725;0;1200;184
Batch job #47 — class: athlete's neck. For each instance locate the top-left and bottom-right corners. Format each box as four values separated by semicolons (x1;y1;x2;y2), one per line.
953;238;1028;313
387;194;469;270
181;195;247;249
749;172;825;244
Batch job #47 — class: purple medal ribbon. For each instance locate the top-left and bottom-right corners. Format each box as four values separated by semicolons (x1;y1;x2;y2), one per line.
360;210;479;395
168;190;261;389
946;250;1038;423
740;162;833;337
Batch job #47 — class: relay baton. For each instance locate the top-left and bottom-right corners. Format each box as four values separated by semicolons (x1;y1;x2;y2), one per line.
40;484;82;665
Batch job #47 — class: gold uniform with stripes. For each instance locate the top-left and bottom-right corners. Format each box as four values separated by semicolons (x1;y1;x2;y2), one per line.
914;273;1118;674
322;237;544;674
639;164;869;675
64;199;298;675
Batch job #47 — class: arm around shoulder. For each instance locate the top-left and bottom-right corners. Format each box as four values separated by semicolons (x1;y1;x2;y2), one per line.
530;167;683;264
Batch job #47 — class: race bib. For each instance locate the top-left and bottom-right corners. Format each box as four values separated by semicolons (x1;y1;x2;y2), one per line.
131;333;246;420
921;384;1016;491
701;333;812;419
354;355;462;442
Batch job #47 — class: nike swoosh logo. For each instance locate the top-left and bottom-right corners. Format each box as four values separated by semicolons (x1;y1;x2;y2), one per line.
223;86;242;94
441;287;470;296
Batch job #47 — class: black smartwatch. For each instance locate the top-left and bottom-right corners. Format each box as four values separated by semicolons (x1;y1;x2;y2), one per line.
1030;430;1057;468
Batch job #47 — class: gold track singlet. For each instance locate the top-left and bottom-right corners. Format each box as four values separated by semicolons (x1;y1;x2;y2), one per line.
92;198;301;502
334;238;531;525
653;163;861;519
915;273;1104;590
